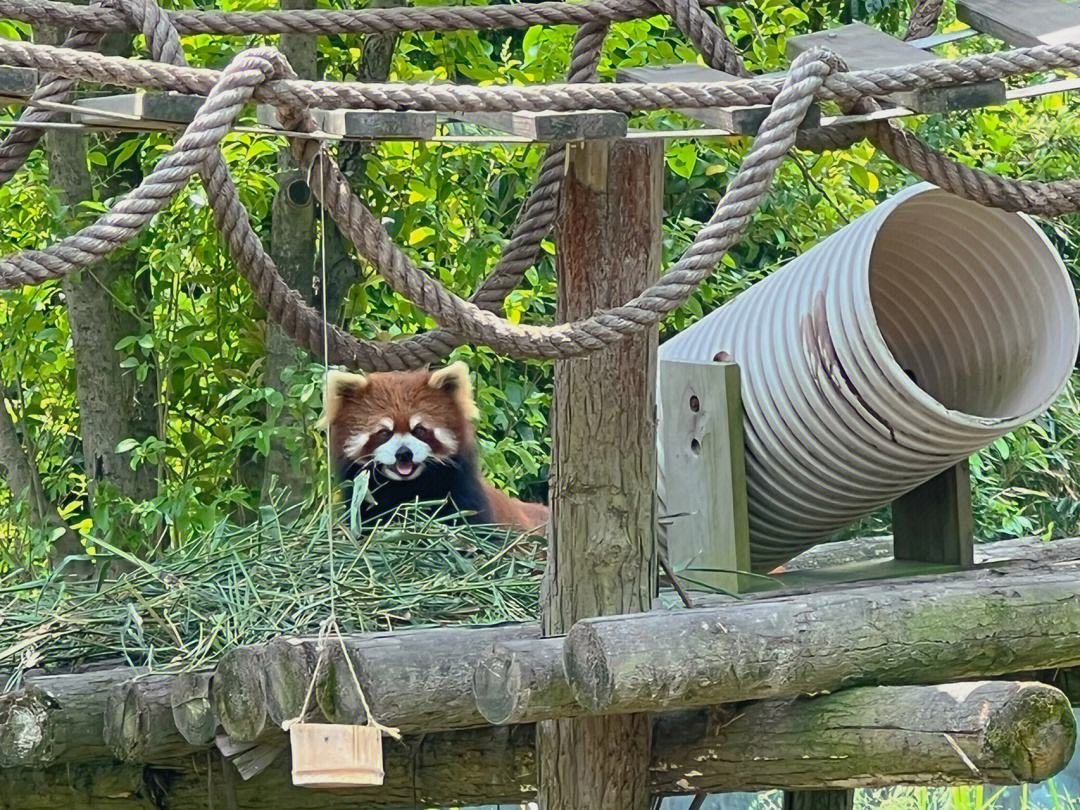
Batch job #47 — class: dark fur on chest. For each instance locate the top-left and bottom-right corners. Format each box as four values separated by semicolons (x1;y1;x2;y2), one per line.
341;453;492;525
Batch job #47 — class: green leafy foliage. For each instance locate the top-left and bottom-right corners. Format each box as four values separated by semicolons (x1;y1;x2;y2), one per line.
0;1;1079;572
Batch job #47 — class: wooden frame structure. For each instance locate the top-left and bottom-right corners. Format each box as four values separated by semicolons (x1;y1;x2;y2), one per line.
3;3;1080;810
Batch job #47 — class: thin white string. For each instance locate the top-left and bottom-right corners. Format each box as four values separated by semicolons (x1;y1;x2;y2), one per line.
286;148;399;740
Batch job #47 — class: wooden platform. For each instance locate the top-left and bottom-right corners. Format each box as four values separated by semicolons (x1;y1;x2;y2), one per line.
958;0;1080;47
448;109;627;141
788;22;1006;113
617;64;820;134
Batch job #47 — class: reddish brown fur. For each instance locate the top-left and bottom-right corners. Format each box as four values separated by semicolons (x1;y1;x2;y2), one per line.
324;365;548;537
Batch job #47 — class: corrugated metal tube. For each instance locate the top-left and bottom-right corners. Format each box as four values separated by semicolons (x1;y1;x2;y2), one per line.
659;183;1080;571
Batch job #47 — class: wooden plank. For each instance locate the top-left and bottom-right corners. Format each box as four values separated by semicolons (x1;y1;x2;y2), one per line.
0;66;36;101
658;359;750;594
256;105;437;140
72;92;204;128
784;791;855;810
892;460;975;568
958;0;1080;46
787;22;1005;113
618;64;820;134
450;109;626;141
539;138;664;810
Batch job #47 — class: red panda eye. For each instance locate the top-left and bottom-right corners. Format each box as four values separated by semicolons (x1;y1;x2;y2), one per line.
412;425;431;440
374;428;392;442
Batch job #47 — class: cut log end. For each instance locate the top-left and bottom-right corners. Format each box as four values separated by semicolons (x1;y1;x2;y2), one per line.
473;645;521;725
563;621;614;713
212;645;269;741
0;688;54;768
170;672;218;746
987;682;1078;782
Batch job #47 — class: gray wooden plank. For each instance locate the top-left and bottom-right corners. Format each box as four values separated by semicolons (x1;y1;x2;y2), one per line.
0;66;36;101
787;22;1005;113
658;358;751;594
892;460;975;568
618;63;820;134
958;0;1080;46
256;105;436;140
73;92;204;129
451;109;626;141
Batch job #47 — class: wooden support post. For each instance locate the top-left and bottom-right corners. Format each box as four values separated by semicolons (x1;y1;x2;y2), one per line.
788;22;1005;113
538;138;664;810
892;459;974;568
658;359;750;594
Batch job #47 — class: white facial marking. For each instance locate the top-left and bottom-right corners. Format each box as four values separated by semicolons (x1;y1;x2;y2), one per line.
409;415;423;429
377;417;393;431
373;433;432;466
433;427;458;455
344;432;370;459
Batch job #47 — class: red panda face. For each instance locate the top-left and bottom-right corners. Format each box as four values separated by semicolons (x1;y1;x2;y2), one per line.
321;362;478;482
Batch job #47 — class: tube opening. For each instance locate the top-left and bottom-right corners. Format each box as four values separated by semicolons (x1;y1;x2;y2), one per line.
868;190;1078;421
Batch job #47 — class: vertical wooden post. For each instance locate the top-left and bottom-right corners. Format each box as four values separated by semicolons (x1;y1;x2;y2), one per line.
538;138;663;810
892;459;975;568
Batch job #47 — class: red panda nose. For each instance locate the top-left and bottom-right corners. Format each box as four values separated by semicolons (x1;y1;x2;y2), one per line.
395;447;413;463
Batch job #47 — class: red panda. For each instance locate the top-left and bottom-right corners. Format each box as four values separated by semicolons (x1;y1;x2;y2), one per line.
321;362;548;536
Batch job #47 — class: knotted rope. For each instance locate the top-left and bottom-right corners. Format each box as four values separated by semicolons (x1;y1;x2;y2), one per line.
0;0;1076;367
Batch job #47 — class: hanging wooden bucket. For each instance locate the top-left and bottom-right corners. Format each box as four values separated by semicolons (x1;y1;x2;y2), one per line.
289;723;384;788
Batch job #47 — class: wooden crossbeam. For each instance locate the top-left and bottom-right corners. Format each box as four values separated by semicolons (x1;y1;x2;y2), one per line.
957;0;1080;47
449;109;626;141
618;63;820;134
0;66;36;102
72;92;203;129
256;106;437;140
787;22;1006;113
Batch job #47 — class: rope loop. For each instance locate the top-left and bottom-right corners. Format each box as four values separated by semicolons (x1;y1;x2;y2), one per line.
0;0;1076;367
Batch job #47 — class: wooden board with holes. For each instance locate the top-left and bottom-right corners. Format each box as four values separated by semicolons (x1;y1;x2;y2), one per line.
618;63;821;134
787;22;1005;113
658;359;751;594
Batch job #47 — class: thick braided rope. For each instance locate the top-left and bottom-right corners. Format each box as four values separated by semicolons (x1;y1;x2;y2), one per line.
0;0;707;35
652;0;748;77
0;24;1079;359
4;38;1080;115
905;0;944;40
0;48;289;287
52;0;609;370
0;26;104;185
295;50;830;358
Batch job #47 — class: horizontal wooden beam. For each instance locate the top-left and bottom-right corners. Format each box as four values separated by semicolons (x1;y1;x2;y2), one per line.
0;66;36;101
72;92;204;129
618;64;820;134
566;546;1080;716
256;105;438;140
0;681;1072;806
449;109;627;141
787;22;1005;113
958;0;1080;47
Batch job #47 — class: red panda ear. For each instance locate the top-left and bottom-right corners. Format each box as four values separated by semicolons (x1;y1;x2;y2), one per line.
428;361;479;421
318;370;368;430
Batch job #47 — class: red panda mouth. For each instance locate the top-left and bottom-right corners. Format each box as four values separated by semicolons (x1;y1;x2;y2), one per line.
394;460;416;478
